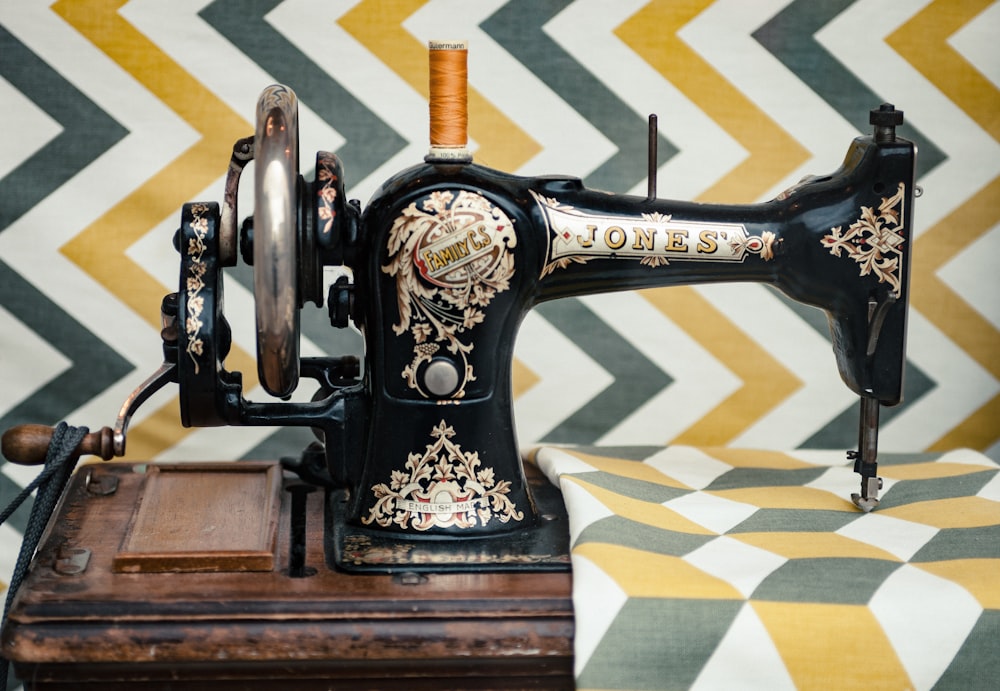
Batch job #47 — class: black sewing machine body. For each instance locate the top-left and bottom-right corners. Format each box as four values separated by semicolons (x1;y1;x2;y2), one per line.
158;93;915;572
1;83;916;573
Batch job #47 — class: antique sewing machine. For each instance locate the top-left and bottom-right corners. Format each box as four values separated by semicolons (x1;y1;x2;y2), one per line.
3;42;916;575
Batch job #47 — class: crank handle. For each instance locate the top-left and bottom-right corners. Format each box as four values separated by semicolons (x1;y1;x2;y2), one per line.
1;361;177;465
1;424;115;465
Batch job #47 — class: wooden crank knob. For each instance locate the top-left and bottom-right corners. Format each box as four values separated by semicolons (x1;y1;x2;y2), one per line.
1;424;115;465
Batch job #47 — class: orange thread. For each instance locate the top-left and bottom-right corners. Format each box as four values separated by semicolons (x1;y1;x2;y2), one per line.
428;40;468;153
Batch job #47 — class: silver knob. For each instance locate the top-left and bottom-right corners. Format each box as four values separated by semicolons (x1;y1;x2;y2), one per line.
423;358;460;398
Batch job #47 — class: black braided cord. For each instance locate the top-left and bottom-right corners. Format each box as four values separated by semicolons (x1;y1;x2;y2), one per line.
1;422;88;690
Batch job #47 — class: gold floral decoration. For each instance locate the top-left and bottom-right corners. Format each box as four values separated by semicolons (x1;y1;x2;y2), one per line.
822;182;906;294
362;420;524;531
184;203;210;373
382;190;517;398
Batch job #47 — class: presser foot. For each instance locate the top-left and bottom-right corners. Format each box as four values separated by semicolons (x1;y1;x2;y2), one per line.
849;455;883;512
850;480;882;513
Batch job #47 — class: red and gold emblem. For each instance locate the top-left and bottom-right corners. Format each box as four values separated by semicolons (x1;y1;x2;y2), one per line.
382;190;517;398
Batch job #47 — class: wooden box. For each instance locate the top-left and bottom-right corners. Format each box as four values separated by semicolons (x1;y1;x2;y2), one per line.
2;462;574;690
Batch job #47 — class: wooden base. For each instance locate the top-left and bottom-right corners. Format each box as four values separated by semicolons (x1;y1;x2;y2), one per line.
2;462;574;689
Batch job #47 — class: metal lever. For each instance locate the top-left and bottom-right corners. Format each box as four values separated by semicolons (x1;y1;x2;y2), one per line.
112;361;176;456
220;135;254;267
1;356;177;465
113;291;183;455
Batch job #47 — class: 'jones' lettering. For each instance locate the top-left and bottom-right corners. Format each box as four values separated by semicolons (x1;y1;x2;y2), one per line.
632;227;656;251
605;226;627;250
697;230;718;254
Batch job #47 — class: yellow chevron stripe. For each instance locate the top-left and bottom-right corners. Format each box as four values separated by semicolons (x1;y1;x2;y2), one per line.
617;0;804;444
916;558;1000;609
878;459;999;480
930;394;1000;452
697;447;813;470
753;602;910;690
574;542;742;599
880;496;1000;529
55;0;250;322
616;0;809;204
123;405;189;460
564;476;714;534
54;0;259;460
511;357;539;398
707;485;850;512
570;451;691;489
338;0;540;172
888;1;1000;452
733;532;900;561
912;175;1000;450
640;286;802;446
887;0;1000;142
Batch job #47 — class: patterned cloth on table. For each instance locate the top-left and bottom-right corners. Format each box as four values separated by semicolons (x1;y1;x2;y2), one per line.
530;445;1000;691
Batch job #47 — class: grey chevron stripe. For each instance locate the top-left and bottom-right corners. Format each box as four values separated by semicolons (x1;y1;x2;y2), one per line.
0;260;132;535
0;25;128;231
773;292;935;447
0;261;133;433
752;0;945;178
800;363;935;449
481;0;677;194
0;464;35;535
536;298;672;444
200;0;407;183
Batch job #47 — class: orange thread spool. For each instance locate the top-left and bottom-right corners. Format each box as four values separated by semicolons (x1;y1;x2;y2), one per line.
427;39;471;162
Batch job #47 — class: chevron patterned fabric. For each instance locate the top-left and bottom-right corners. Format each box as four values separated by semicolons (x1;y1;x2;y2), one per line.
534;444;1000;689
1;1;998;688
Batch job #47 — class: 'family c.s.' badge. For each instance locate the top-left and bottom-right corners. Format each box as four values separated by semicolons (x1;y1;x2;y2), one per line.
382;190;517;398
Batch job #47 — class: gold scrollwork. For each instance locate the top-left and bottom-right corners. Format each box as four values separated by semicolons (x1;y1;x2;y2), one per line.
362;420;524;531
382;190;517;398
184;204;211;373
822;182;906;294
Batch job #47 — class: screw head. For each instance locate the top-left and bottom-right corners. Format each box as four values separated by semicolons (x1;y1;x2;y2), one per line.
870;103;904;128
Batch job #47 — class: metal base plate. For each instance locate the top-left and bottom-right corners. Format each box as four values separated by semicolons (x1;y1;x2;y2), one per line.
325;478;570;574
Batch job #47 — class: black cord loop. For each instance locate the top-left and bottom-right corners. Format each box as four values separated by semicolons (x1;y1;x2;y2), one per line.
0;422;88;689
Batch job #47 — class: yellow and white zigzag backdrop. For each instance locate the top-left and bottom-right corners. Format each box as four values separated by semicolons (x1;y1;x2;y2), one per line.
1;0;998;619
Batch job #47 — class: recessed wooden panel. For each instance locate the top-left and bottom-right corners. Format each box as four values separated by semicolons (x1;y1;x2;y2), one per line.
113;462;281;573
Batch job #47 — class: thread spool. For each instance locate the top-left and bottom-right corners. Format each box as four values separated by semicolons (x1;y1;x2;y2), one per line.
427;39;471;163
